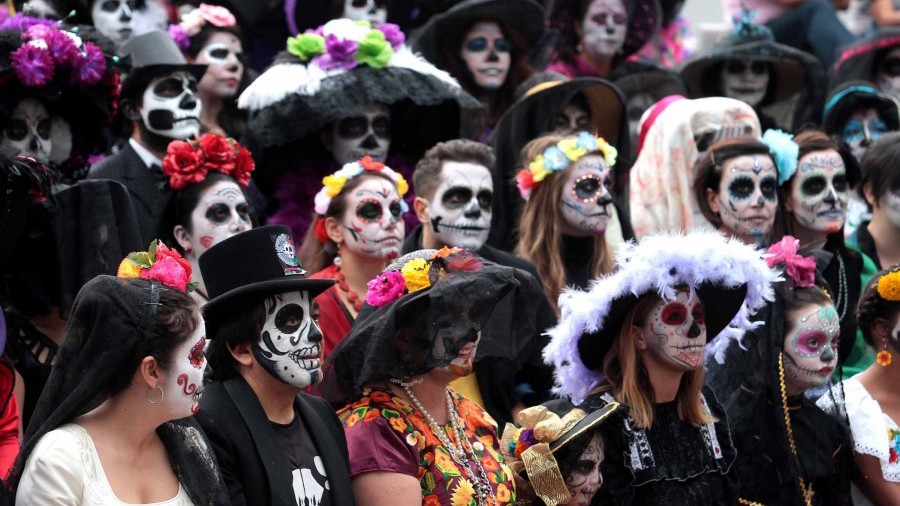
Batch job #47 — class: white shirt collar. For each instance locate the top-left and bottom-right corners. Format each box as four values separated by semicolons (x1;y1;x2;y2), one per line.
128;138;163;169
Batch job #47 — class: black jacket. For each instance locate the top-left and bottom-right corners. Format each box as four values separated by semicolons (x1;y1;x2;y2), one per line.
194;377;355;506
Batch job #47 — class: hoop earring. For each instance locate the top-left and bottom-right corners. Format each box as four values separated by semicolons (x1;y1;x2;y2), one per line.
878;339;893;367
146;385;165;404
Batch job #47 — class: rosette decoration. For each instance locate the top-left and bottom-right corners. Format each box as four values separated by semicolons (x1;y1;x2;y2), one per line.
117;240;197;292
169;3;238;53
9;23;109;87
516;131;617;200
364;246;476;307
764;236;817;289
161;133;255;190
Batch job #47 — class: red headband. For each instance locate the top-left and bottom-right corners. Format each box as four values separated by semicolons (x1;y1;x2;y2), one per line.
637;95;686;155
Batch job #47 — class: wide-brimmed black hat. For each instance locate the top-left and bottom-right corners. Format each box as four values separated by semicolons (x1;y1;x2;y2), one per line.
119;31;207;98
822;80;900;136
200;225;333;321
829;28;900;92
612;63;687;102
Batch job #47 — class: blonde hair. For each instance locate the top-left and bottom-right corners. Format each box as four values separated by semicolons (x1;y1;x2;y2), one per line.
600;295;716;429
515;134;613;314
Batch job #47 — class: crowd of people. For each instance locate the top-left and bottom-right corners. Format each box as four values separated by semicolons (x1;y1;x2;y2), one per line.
1;0;900;504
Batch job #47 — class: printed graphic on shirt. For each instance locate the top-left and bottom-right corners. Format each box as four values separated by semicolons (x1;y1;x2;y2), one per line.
291;455;330;506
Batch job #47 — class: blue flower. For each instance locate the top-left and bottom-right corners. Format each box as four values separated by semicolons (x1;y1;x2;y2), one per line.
761;129;798;185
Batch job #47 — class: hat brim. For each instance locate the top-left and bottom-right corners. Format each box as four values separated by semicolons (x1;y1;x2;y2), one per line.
613;69;688;100
203;278;334;321
577;282;749;371
545;400;625;453
121;64;208;98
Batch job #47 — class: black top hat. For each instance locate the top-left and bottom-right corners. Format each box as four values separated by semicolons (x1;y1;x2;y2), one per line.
119;31;207;98
200;225;334;321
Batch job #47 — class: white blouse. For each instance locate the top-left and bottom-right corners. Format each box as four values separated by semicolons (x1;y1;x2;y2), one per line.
16;424;194;506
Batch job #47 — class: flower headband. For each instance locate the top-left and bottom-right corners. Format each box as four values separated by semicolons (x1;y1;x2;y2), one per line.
765;236;816;289
760;129;799;185
313;156;409;216
169;3;237;52
364;247;481;307
877;268;900;302
117;240;197;292
11;22;110;88
162;133;255;190
515;131;617;200
286;19;404;71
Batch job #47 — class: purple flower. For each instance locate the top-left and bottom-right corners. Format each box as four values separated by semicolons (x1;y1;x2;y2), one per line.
24;23;52;41
72;42;106;86
312;34;358;71
519;429;538;446
378;23;405;50
45;30;80;66
168;24;190;54
11;43;54;87
2;14;54;31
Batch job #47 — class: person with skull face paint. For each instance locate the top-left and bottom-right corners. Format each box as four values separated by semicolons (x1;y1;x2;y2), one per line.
73;0;168;49
196;225;355;506
88;31;207;246
545;231;777;505
297;156;408;359
330;0;390;26
706;236;854;506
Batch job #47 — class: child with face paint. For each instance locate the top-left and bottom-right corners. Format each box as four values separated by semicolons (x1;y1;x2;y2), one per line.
197;225;355;505
516;132;617;314
545;231;777;504
10;246;231;505
298;156;407;358
707;236;854;505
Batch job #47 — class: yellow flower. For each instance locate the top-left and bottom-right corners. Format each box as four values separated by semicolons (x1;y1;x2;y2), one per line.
496;483;511;502
323;174;348;198
558;137;587;161
528;156;550;182
877;350;893;366
877;271;900;302
116;258;143;279
395;174;409;197
401;258;431;292
451;479;476;506
596;137;619;167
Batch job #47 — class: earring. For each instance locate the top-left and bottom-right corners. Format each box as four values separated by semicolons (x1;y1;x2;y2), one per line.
333;246;342;267
146;385;165;404
877;339;892;367
185;247;193;256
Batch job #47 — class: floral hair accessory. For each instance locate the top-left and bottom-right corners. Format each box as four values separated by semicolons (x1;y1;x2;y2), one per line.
285;19;401;70
515;131;617;200
760;129;799;185
162;133;255;190
765;236;817;289
364;247;479;308
179;3;237;37
117;240;197;292
877;268;900;302
10;22;110;87
313;155;409;215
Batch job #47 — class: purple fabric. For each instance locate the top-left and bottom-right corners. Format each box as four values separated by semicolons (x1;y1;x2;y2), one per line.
344;413;419;478
0;309;5;356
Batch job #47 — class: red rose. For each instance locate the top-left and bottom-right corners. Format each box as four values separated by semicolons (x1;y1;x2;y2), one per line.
199;134;236;165
231;146;255;187
141;257;190;291
155;241;193;280
162;141;206;190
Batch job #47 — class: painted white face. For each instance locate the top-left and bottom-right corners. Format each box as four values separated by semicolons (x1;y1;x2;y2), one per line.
164;318;207;417
886;189;900;227
559;155;613;237
783;304;839;393
331;103;390;165
91;0;135;46
552;102;593;134
427;161;493;250
343;0;388;26
581;0;628;59
714;154;778;240
140;71;202;140
721;58;769;108
788;149;849;235
254;291;323;388
564;433;603;506
876;47;900;101
184;180;251;260
340;176;404;261
842;107;888;162
640;291;707;371
0;98;52;161
195;32;244;100
460;21;510;91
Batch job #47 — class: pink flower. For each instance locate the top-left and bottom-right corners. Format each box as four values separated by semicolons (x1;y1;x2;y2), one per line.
168;24;190;53
155;241;193;281
72;42;106;86
365;271;406;307
765;236;817;288
45;30;79;66
24;24;52;41
11;43;54;87
141;257;190;291
378;23;405;49
198;3;236;28
313;35;358;71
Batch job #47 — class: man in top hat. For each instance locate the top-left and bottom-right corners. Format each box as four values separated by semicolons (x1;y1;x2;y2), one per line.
195;225;354;506
88;30;206;245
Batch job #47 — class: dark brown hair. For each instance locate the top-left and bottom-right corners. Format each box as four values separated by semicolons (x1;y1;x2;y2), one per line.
857;265;900;347
205;297;268;380
859;131;900;208
413;139;496;200
693;136;773;229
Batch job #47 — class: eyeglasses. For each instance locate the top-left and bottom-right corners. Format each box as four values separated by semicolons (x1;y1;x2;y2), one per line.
724;59;768;75
464;37;510;53
591;12;628;26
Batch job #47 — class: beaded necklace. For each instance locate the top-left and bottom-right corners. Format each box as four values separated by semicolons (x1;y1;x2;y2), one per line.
334;265;363;312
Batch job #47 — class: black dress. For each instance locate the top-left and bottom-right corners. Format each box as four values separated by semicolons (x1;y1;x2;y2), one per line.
581;387;738;505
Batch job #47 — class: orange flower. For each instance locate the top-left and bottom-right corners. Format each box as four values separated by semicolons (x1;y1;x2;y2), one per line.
345;413;361;427
496;483;511;503
878;350;893;366
364;408;380;422
389;416;408;433
424;494;441;506
481;455;499;471
434;447;459;475
370;390;392;403
422;452;434;466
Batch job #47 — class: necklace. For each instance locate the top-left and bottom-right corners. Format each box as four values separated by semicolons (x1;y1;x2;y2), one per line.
834;253;848;320
334;266;363;312
391;380;495;505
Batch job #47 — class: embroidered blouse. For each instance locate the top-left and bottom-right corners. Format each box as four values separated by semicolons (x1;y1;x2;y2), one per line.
339;387;516;505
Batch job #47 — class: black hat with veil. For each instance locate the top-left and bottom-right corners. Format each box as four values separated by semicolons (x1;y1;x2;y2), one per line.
6;276;229;505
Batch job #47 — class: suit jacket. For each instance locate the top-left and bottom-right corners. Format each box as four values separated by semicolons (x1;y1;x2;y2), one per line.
195;377;355;506
87;144;171;246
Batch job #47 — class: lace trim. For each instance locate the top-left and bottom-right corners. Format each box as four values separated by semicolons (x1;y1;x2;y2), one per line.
841;378;900;482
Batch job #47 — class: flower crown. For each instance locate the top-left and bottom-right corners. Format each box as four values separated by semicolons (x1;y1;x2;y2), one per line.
169;3;237;52
364;247;482;308
515;132;617;200
313;155;408;215
760;129;799;185
9;21;112;88
765;236;817;289
162;133;255;191
286;18;403;71
877;268;900;302
117;240;197;292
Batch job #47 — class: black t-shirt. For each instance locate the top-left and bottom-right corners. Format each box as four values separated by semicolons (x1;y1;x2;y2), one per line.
271;411;334;506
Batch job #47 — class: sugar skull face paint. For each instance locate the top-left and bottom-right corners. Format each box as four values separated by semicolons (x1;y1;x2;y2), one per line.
559;155;613;237
721;58;769;108
195;32;244;100
460;21;510;91
427;161;493;250
713;155;777;240
842;107;888;162
876;47;900;102
787;149;849;235
330;103;391;165
254;291;323;389
782;304;839;393
0;98;53;162
340;176;404;261
140;71;202;140
640;291;707;371
92;0;135;46
581;0;628;59
164;317;207;417
564;432;603;506
342;0;388;26
183;180;251;261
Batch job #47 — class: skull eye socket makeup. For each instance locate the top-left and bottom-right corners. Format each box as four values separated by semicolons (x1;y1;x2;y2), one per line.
725;59;767;75
832;174;849;192
336;115;391;140
800;175;827;196
464;37;510;53
356;199;384;222
442;187;474;209
728;176;755;200
591;12;627;25
660;302;688;325
691;303;705;325
205;203;237;224
275;303;305;334
795;330;828;357
573;175;603;202
388;201;402;219
842;119;863;141
202;43;240;64
760;176;777;200
477;190;493;209
100;0;133;12
7;120;29;141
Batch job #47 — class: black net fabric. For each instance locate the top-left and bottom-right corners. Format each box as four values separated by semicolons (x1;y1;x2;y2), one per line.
7;276;229;505
318;249;534;406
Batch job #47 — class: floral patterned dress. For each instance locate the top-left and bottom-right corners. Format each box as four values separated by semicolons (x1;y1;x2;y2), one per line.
339;387;516;506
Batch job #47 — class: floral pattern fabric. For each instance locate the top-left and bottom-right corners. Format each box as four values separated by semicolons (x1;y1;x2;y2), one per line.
339;387;516;506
